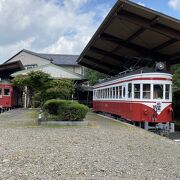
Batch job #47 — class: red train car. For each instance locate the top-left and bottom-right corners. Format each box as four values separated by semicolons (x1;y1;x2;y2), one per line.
93;68;174;132
0;81;14;109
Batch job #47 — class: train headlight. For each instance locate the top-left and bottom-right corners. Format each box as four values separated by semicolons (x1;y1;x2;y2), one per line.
144;109;148;115
155;62;165;71
168;107;173;112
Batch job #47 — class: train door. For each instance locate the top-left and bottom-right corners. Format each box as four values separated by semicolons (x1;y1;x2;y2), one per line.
127;83;133;120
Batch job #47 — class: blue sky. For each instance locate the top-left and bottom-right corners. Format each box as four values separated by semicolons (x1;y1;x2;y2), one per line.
0;0;179;63
132;0;180;19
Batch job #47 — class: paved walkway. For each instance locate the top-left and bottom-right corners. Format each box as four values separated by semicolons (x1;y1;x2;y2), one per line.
0;109;180;179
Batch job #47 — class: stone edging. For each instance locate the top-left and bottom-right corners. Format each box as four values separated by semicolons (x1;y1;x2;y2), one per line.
40;120;88;126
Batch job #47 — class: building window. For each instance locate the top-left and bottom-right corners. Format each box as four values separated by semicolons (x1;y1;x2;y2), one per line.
143;84;151;99
4;88;10;96
25;64;37;69
153;84;163;99
134;84;140;99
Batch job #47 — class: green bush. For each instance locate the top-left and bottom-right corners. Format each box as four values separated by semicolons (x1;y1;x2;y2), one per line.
43;99;88;121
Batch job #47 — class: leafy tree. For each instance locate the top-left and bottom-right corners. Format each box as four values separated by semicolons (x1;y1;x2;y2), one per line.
172;64;180;92
84;68;109;85
45;79;74;100
12;71;75;107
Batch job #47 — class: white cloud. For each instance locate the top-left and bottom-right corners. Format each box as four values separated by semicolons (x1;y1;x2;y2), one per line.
0;0;110;63
168;0;180;10
0;37;36;60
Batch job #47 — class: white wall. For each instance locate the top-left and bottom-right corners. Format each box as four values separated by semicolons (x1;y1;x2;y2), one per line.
7;51;84;75
7;51;50;66
61;65;84;75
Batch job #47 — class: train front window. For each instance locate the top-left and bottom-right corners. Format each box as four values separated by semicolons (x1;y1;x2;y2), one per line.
153;84;163;99
4;88;10;96
165;84;170;100
143;84;151;99
134;84;140;99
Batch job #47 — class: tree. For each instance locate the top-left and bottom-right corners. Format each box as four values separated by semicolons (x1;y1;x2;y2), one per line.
172;64;180;92
171;64;180;117
12;71;75;107
41;79;74;100
84;68;109;85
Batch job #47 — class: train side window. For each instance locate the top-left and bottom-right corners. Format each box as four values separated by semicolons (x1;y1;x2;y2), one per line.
116;86;119;98
165;84;170;100
128;83;132;98
105;89;107;99
113;87;116;99
0;88;2;95
134;84;140;99
119;86;122;98
153;84;163;99
110;88;112;99
123;86;126;98
4;88;10;96
107;88;109;99
143;84;151;99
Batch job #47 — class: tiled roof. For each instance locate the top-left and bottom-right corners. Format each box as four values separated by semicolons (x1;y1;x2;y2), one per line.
38;53;79;66
4;49;80;66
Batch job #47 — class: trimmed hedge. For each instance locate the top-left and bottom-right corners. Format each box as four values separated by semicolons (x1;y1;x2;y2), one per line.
43;99;88;121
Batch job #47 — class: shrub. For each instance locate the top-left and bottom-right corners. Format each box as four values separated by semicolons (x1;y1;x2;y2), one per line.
43;99;88;121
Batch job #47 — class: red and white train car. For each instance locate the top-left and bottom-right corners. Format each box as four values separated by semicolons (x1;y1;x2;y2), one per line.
93;68;174;132
0;81;14;109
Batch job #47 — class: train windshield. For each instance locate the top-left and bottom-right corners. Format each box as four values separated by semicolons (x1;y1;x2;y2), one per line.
4;88;10;96
143;84;151;99
165;84;170;100
153;84;163;99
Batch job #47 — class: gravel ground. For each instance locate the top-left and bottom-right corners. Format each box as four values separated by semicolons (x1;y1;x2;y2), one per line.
0;109;180;179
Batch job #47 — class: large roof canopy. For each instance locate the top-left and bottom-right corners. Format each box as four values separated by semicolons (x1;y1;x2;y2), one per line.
77;0;180;75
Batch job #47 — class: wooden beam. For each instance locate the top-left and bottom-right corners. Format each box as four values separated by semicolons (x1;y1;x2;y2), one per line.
80;61;117;75
126;27;146;42
100;33;169;60
118;10;180;40
84;55;123;71
152;39;178;51
90;46;126;63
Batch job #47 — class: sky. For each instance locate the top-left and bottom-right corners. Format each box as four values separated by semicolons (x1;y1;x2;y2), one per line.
0;0;179;63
